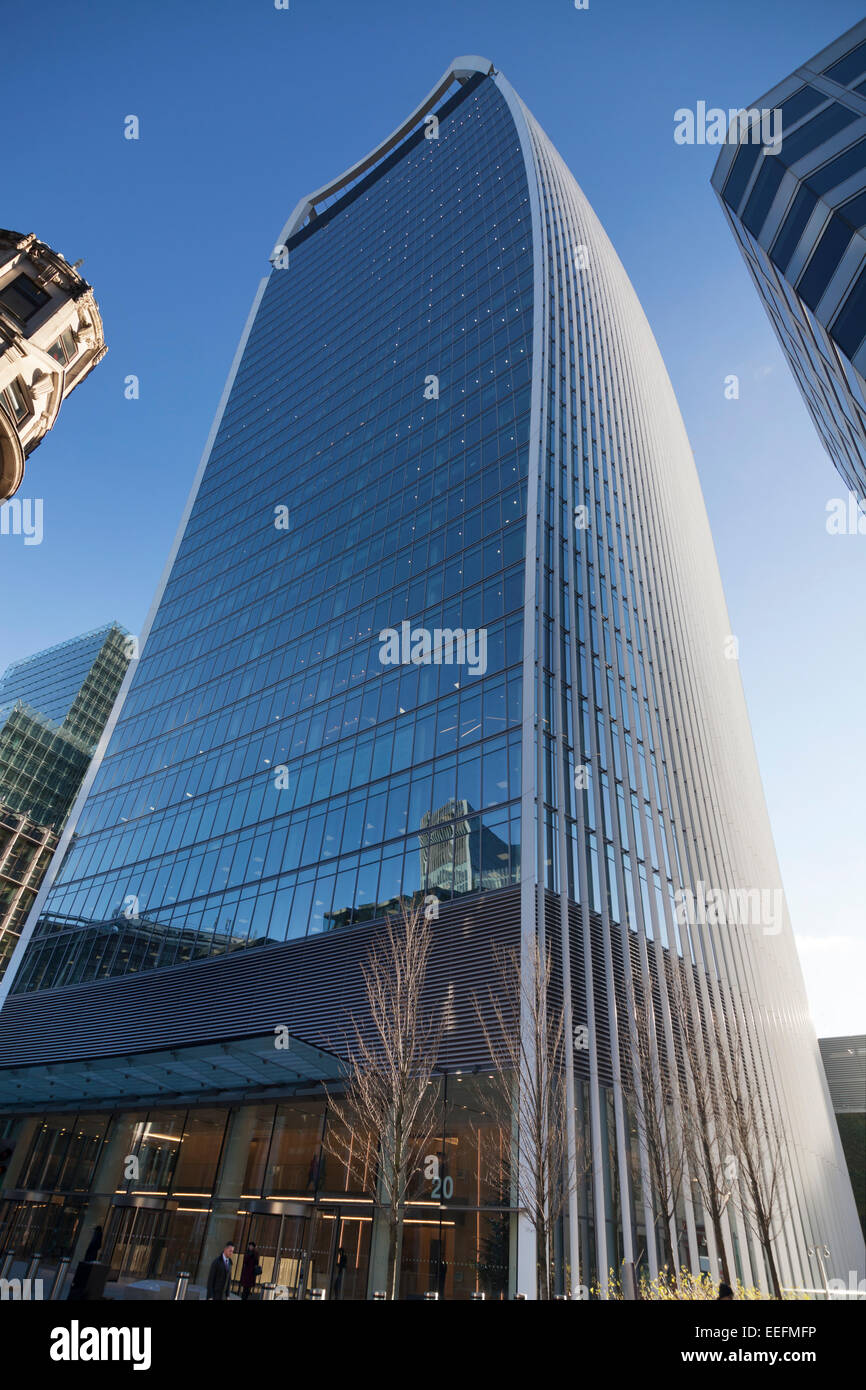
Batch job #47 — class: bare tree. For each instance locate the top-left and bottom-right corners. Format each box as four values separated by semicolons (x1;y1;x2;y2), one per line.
715;1016;787;1298
626;986;687;1278
474;935;579;1299
322;899;444;1299
669;976;734;1287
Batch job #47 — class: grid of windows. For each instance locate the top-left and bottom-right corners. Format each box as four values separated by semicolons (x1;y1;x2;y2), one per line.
17;77;533;990
0;625;121;727
0;626;130;983
0;624;129;831
0;805;58;976
0;705;93;829
528;141;685;968
713;24;866;497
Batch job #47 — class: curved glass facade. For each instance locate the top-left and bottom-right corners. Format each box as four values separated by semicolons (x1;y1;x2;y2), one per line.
17;74;530;988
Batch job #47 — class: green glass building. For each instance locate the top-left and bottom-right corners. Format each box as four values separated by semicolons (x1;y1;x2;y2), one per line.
0;623;129;977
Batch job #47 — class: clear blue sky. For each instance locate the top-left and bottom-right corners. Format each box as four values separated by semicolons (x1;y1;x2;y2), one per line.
2;0;863;1034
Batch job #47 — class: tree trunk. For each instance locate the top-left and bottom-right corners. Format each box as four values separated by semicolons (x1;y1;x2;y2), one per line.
387;1217;400;1300
760;1219;782;1299
537;1222;549;1300
711;1207;732;1286
659;1219;676;1282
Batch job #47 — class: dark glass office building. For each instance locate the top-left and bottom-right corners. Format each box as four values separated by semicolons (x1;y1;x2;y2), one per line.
712;19;866;498
0;57;861;1300
819;1035;866;1242
0;624;129;979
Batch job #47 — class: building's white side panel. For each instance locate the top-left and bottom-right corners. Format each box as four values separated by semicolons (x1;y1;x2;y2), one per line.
508;89;864;1290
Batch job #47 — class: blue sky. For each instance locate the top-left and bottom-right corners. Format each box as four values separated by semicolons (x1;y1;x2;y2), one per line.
1;0;863;1033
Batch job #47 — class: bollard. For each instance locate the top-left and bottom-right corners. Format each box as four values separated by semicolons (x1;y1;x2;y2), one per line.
50;1257;70;1301
424;1290;440;1300
25;1253;42;1283
173;1271;190;1301
261;1283;276;1301
0;1250;15;1280
310;1287;327;1301
470;1290;485;1301
373;1290;387;1300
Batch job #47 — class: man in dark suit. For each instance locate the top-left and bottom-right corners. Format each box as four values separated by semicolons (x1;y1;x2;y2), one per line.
206;1242;236;1300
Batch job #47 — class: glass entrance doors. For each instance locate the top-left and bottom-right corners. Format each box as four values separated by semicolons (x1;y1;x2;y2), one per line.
93;1200;373;1297
327;1210;372;1300
236;1205;371;1299
103;1203;209;1284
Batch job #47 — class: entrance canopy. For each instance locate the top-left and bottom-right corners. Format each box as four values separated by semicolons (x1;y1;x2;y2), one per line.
0;1032;345;1113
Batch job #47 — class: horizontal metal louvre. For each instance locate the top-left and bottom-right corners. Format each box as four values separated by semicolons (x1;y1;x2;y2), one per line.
0;886;522;1073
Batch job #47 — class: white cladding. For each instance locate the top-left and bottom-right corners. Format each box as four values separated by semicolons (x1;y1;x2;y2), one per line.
498;69;865;1292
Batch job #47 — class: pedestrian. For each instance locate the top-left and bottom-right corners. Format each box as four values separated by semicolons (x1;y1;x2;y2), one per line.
83;1225;103;1262
307;1152;322;1190
331;1246;347;1300
67;1224;104;1300
240;1241;261;1300
717;1282;735;1300
207;1242;236;1300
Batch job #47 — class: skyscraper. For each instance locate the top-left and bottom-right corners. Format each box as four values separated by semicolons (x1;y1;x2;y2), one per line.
711;20;866;499
0;57;860;1300
0;624;130;979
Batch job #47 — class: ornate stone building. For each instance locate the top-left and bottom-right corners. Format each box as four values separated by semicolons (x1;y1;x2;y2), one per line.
0;229;106;500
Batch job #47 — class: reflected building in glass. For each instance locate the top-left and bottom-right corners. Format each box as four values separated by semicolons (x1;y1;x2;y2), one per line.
712;19;866;498
0;57;861;1300
420;798;513;897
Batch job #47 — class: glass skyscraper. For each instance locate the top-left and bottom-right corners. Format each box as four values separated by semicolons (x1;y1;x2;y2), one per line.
712;19;866;498
0;623;129;979
0;57;860;1300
